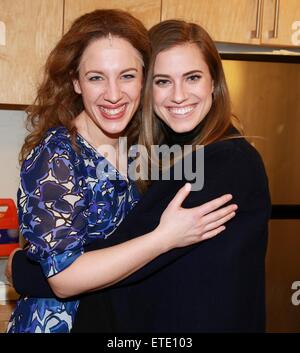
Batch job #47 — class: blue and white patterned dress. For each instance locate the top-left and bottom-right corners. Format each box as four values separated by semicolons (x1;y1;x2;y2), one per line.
7;127;139;333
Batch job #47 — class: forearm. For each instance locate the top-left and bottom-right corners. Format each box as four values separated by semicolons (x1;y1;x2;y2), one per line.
48;229;168;298
87;234;197;287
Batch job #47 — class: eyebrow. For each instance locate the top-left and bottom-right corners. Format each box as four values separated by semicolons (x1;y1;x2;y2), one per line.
153;70;203;79
85;68;139;76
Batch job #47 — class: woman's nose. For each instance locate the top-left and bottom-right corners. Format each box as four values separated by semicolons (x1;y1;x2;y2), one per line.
104;80;122;103
171;82;188;103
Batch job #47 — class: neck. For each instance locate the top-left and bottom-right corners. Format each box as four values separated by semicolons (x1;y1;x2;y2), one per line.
160;118;207;146
74;111;129;175
75;111;119;149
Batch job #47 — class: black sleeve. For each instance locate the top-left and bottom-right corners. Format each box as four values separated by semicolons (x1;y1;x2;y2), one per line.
12;250;55;297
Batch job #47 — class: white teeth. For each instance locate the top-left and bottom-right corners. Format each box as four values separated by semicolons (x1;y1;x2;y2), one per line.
168;106;194;115
100;104;126;115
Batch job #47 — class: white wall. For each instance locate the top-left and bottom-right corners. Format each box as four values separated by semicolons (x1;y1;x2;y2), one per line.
0;110;25;300
0;109;27;204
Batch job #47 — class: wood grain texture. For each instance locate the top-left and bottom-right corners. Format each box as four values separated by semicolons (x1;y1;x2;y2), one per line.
162;0;261;44
64;0;161;32
0;0;63;105
262;0;300;47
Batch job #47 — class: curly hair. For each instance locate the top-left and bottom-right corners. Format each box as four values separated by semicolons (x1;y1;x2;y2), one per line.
20;9;150;163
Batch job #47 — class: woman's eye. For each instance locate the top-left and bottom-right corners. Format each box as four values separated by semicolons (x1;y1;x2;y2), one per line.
187;75;201;82
121;74;135;80
154;79;170;86
88;76;103;81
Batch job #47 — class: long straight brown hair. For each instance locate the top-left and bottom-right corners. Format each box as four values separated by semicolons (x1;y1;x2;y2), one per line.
20;9;150;164
137;19;243;192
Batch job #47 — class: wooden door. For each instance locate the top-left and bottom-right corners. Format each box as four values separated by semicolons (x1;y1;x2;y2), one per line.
0;0;63;105
161;0;262;44
64;0;161;32
261;0;300;47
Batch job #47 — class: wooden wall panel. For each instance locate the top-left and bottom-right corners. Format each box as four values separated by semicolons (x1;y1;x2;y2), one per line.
162;0;261;44
64;0;161;32
0;0;63;105
262;0;300;47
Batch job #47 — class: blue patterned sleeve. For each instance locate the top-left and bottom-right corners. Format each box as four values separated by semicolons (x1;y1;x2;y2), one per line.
18;138;88;278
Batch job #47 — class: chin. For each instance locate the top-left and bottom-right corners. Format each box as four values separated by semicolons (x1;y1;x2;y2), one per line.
102;120;129;135
105;127;126;137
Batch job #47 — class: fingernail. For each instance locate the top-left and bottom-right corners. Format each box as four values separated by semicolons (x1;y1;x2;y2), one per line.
185;183;191;191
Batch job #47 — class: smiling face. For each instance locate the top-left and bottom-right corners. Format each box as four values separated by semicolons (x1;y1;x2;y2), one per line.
73;36;143;140
152;43;214;133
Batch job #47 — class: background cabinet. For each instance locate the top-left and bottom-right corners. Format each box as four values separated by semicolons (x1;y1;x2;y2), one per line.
0;0;63;105
162;0;300;47
64;0;161;32
261;0;300;46
162;0;262;45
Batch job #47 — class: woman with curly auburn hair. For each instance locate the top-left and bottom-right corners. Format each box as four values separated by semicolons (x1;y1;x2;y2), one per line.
6;11;235;333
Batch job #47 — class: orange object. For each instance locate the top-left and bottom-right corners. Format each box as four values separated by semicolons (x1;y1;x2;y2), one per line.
0;199;19;257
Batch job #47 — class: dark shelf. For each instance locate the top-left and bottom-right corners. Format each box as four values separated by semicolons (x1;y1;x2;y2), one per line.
271;205;300;219
220;53;300;63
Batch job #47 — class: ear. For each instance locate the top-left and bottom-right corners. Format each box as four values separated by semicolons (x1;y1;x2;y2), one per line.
73;78;82;95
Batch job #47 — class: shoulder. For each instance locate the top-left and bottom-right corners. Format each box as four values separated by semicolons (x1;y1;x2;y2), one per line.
190;137;269;193
205;137;259;158
203;137;265;172
41;126;74;154
25;127;75;161
185;137;270;212
21;127;78;173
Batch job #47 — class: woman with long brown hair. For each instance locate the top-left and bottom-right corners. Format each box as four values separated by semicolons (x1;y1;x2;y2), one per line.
71;19;271;332
6;12;236;333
